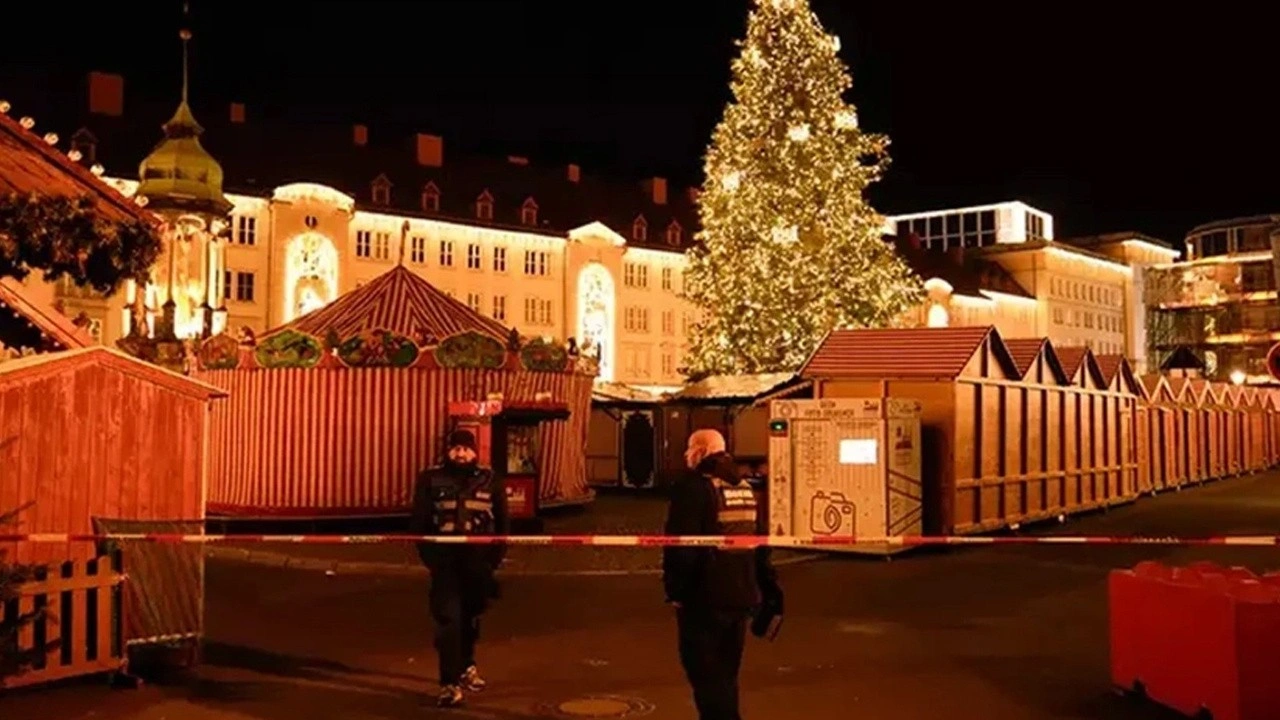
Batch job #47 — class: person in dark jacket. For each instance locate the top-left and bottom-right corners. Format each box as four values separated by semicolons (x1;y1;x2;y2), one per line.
409;429;509;708
663;429;782;720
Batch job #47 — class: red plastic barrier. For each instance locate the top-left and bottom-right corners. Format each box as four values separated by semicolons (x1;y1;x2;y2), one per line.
1110;562;1280;720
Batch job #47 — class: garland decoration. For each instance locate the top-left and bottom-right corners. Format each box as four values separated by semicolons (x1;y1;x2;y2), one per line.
520;337;569;372
434;331;507;370
337;329;419;368
254;329;323;369
0;193;162;294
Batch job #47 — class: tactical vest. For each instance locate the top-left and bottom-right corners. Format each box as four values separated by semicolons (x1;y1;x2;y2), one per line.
710;476;759;551
432;477;496;535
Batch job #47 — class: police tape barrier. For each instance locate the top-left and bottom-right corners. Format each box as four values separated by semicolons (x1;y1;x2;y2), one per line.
1;533;1279;548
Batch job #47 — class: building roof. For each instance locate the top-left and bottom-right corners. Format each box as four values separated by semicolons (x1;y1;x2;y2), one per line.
800;326;1018;380
1187;215;1280;236
266;264;511;343
1053;346;1089;378
12;82;696;253
1160;346;1205;372
0;279;92;351
1065;231;1174;250
1002;338;1048;376
0;107;154;227
591;381;662;404
1093;353;1125;385
670;372;797;402
0;345;226;400
889;236;1033;299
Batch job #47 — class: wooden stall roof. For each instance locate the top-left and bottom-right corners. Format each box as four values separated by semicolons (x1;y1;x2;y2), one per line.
265;264;511;343
800;326;1019;380
1002;337;1069;384
671;372;797;404
1045;346;1109;390
1093;353;1144;395
0;346;227;400
591;381;662;405
1165;376;1196;405
1188;379;1226;407
0;278;92;350
1138;374;1177;404
0;109;155;227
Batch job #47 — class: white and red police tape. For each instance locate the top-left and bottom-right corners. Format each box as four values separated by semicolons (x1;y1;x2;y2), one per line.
0;533;1278;548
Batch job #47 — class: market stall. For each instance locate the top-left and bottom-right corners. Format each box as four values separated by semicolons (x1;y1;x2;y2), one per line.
194;265;595;517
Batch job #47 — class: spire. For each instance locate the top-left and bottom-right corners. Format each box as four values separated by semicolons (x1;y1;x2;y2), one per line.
137;0;232;217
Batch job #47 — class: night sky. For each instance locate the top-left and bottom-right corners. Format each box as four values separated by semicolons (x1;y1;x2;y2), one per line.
2;1;1276;243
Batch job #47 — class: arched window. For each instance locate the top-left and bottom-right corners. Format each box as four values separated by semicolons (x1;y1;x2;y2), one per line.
371;174;392;205
665;221;682;246
632;215;648;242
476;190;494;221
521;197;539;226
421;182;440;212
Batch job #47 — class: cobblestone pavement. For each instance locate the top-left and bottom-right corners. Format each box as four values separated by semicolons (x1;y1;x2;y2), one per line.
7;474;1279;720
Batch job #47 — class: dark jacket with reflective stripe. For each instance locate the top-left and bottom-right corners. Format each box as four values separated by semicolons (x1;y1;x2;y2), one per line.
662;452;778;611
409;463;509;573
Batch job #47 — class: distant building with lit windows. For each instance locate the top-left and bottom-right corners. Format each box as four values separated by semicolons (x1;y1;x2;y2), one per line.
884;202;1181;373
1144;215;1280;383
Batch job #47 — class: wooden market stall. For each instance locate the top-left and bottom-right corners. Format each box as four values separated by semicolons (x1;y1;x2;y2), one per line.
194;265;595;518
797;326;1140;535
1137;374;1181;492
0;346;225;685
587;382;665;489
1190;380;1229;481
1165;377;1205;485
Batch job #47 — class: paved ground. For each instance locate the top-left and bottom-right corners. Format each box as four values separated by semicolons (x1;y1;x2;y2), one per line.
6;473;1280;720
205;492;813;576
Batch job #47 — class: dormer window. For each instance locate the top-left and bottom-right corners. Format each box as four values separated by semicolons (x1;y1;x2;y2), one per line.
371;174;392;206
421;182;440;212
70;128;97;163
665;221;683;246
521;197;538;226
632;215;648;242
475;190;494;221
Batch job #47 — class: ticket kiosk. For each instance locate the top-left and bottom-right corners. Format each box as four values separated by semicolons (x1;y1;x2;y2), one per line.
766;397;923;555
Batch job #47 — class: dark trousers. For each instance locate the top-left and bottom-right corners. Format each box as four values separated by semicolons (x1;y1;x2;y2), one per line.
677;606;748;720
429;568;488;686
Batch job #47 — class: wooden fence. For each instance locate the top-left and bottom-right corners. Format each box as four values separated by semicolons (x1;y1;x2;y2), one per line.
1;554;125;689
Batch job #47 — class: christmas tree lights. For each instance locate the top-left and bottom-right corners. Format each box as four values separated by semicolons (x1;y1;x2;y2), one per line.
682;0;922;377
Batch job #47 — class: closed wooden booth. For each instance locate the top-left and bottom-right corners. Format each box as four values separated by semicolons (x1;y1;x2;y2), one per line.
1166;378;1203;484
588;383;664;489
1191;380;1228;481
799;326;1140;535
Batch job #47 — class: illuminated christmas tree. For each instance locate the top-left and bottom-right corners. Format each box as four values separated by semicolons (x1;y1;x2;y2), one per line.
683;0;922;377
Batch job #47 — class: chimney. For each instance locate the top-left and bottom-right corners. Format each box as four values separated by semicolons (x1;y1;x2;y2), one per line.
353;124;369;147
947;246;965;265
567;164;581;183
229;102;246;124
507;155;529;166
87;71;124;117
644;176;668;205
415;133;443;167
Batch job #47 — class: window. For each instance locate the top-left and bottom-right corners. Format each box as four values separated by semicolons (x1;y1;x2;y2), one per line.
492;295;507;321
682;312;692;336
1025;212;1045;241
632;216;648;242
439;240;454;266
356;230;372;258
476;191;494;221
624;307;650;333
521;198;538;226
374;232;391;261
524;297;540;324
493;246;507;272
661;267;673;291
466;292;482;313
661;353;674;376
235;271;255;302
371;176;391;206
538;299;552;325
223;270;232;300
410;236;426;264
624;263;649;288
1052;307;1065;324
421;182;440;212
236;216;256;246
662;311;675;335
665;222;682;246
524;250;548;276
467;243;482;270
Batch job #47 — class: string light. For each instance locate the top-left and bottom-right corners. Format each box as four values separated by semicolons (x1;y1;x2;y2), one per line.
0;100;10;114
682;0;922;377
18;117;34;130
43;133;58;146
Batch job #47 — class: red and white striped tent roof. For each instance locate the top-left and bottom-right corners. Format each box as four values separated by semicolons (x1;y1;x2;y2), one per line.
264;265;512;344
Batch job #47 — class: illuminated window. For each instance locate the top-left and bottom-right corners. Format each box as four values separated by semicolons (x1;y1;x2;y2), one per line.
235;272;256;302
624;263;649;288
524;250;548;276
373;232;390;261
466;292;482;313
662;267;673;290
493;246;507;272
355;230;371;258
521;198;538;226
662;311;675;335
439;240;454;266
410;236;426;264
236;216;256;246
421;182;440;212
632;216;648;242
476;191;494;221
492;295;506;321
467;243;482;269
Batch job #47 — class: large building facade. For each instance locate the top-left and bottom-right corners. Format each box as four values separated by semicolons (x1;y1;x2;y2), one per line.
1144;215;1280;382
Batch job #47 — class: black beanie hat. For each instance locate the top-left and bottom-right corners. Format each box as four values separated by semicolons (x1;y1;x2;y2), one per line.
446;429;477;451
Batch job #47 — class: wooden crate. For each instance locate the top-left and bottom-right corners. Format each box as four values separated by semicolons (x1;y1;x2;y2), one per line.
1;554;124;689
